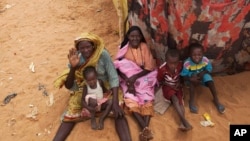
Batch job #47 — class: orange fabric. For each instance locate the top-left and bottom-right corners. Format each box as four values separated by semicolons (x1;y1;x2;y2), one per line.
124;98;154;116
124;42;156;71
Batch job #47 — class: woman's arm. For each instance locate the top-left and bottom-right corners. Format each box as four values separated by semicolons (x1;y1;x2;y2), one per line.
127;69;151;85
65;48;81;89
64;67;76;89
102;50;124;118
99;79;108;93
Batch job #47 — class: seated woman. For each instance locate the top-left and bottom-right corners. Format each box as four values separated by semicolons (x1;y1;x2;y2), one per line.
53;33;131;141
114;26;157;141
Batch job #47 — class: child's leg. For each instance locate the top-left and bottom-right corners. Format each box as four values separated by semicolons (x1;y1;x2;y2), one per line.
88;98;98;129
206;81;225;113
171;95;192;131
98;99;112;130
189;83;198;113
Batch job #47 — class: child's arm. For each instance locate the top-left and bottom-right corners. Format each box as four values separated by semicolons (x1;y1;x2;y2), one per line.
157;63;166;85
198;57;213;79
82;85;95;112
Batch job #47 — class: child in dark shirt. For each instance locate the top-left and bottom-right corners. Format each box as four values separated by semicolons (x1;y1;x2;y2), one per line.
157;49;192;131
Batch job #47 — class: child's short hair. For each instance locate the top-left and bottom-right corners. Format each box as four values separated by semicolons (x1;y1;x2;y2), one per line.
188;42;204;54
165;49;180;59
83;66;97;78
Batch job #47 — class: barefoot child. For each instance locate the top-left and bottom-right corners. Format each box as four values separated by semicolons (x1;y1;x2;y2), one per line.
181;42;225;114
157;49;192;131
81;66;112;130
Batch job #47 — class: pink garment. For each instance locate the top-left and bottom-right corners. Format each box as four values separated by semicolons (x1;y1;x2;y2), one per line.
114;44;157;105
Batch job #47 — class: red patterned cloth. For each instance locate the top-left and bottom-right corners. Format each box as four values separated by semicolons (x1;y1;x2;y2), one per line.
127;0;250;75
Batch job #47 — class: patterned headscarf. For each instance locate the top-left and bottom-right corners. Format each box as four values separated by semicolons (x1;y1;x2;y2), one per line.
54;33;105;88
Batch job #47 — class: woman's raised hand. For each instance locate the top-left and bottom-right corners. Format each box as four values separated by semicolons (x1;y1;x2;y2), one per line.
68;48;81;68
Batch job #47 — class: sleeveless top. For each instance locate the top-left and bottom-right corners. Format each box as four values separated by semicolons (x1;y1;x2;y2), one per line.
86;80;103;99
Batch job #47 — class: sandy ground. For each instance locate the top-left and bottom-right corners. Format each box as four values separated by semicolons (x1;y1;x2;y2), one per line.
1;0;250;141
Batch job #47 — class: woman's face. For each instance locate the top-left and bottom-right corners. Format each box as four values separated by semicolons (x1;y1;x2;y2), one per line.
77;41;95;59
128;30;142;48
191;48;203;64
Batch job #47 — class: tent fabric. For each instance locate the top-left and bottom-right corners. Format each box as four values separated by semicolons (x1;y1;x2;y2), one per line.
114;0;250;75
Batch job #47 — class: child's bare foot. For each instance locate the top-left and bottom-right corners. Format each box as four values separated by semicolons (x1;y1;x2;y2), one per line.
98;119;104;130
179;123;193;131
91;118;97;130
213;100;225;114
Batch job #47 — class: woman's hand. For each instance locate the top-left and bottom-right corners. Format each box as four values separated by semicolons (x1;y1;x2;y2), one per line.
126;84;136;95
68;48;80;68
112;103;124;118
127;75;137;85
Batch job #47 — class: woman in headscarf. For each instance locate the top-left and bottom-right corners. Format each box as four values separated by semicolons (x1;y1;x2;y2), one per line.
114;26;157;141
53;33;131;141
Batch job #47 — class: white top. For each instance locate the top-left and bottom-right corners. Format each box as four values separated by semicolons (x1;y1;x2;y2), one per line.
86;80;103;99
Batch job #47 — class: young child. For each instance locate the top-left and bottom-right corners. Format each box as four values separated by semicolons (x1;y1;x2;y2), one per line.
81;66;112;130
157;49;192;131
181;42;225;114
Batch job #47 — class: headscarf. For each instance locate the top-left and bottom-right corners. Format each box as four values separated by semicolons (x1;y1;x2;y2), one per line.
54;33;105;88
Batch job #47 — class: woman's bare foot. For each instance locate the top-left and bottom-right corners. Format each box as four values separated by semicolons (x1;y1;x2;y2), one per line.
139;132;148;141
91;118;97;130
142;127;153;140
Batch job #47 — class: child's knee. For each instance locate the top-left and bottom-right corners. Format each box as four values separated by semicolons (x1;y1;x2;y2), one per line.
88;98;97;106
202;73;213;82
106;99;112;105
171;95;179;104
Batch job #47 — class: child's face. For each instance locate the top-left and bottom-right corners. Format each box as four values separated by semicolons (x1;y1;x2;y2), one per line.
191;48;203;64
166;55;179;72
85;72;97;89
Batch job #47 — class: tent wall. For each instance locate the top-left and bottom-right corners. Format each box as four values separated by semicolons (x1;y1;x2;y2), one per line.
114;0;250;75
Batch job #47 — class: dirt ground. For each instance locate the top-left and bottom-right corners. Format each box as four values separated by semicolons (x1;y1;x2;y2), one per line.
1;0;250;141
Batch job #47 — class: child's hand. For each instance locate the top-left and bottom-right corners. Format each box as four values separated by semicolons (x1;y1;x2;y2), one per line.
87;107;96;113
189;75;201;84
95;105;101;112
174;82;182;90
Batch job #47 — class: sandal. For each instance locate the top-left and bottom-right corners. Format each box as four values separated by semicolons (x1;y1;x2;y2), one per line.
213;101;225;114
189;104;198;114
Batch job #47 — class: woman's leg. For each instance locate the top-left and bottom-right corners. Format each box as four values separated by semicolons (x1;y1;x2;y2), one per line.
53;122;75;141
132;112;147;129
115;117;132;141
98;99;112;130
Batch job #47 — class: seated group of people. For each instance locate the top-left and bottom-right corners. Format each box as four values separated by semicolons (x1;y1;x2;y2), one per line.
53;26;225;141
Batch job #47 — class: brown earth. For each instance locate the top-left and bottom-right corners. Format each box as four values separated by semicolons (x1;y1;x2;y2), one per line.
1;0;250;140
